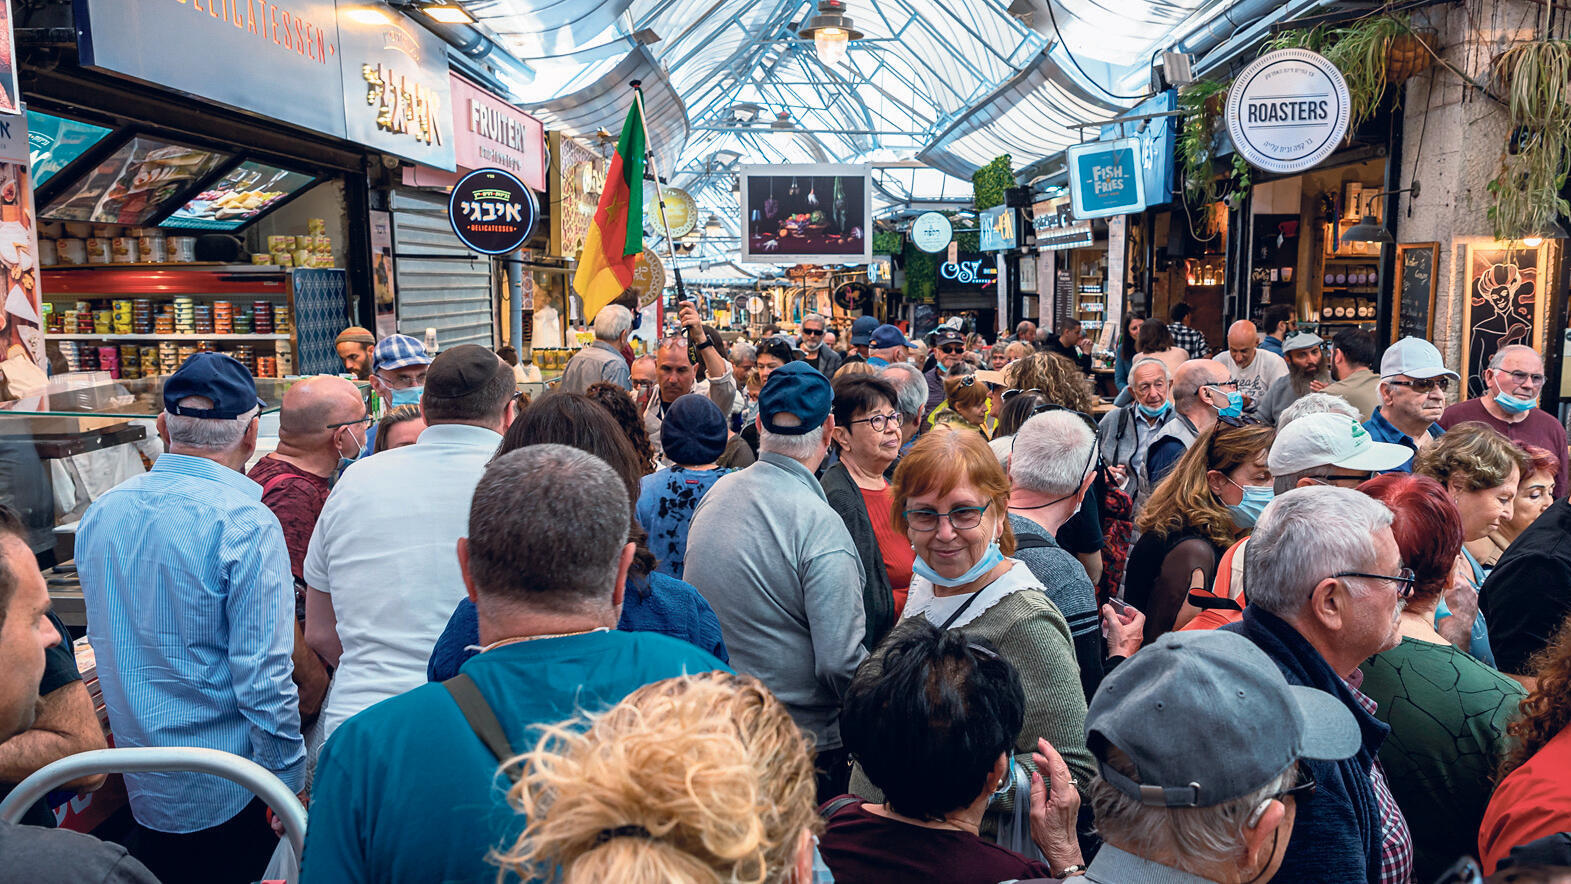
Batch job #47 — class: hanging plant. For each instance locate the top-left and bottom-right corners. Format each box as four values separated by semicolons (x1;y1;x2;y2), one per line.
972;155;1013;211
872;230;903;254
1265;14;1433;131
1176;80;1249;235
1487;40;1571;241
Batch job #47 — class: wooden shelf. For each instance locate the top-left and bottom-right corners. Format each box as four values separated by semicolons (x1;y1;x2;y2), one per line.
50;333;292;341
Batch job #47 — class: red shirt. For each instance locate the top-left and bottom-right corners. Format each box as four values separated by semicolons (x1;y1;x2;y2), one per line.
247;455;333;586
1440;397;1569;498
859;484;914;617
1479;725;1571;873
818;798;1055;884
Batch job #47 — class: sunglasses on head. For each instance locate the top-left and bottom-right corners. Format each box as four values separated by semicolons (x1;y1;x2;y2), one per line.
1002;387;1043;401
959;375;1003;391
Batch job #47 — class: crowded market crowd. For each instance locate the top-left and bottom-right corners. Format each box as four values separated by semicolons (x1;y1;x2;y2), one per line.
3;296;1571;884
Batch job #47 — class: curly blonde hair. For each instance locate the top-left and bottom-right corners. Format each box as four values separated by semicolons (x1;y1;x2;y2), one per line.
496;673;819;884
1004;352;1094;414
1413;421;1530;492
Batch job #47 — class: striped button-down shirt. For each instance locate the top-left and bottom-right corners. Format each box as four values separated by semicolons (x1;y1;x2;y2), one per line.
78;453;305;833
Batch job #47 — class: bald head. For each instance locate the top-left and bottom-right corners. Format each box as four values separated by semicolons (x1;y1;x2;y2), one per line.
1173;358;1230;411
278;375;364;441
1226;321;1260;369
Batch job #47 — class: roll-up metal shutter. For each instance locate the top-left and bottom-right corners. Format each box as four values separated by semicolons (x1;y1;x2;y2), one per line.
391;188;495;349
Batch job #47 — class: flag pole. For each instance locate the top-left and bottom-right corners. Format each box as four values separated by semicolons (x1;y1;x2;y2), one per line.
630;81;690;316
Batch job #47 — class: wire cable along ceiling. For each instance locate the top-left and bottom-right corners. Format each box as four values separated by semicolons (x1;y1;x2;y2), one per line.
471;0;1244;272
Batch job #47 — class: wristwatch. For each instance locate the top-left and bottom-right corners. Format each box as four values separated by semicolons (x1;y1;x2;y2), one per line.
695;338;714;351
1054;864;1087;877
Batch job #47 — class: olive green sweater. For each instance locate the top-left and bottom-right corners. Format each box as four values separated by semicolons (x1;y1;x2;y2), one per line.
851;569;1096;798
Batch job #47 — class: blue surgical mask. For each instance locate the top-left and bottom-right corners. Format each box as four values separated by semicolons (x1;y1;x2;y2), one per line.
1494;389;1537;414
390;386;423;407
1137;401;1171;420
810;840;836;884
1225;479;1274;529
1216;389;1244;419
913;541;1006;588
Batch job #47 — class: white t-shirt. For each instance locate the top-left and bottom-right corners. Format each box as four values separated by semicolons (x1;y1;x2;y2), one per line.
1213;349;1288;406
304;423;502;739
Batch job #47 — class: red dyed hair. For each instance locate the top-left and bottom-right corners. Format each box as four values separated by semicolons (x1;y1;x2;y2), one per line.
1357;473;1464;602
1520;445;1559;481
890;425;1017;555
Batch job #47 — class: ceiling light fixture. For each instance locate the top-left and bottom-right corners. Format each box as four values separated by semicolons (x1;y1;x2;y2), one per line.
1339;181;1421;247
798;0;863;67
420;3;475;24
344;7;393;25
770;111;797;131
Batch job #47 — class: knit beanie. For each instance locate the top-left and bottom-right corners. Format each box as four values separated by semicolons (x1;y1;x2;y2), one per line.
661;393;728;466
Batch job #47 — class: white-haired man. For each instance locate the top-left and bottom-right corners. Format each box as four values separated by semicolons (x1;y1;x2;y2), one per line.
1363;337;1454;474
1096;356;1174;502
1222;486;1415;884
560;303;632;394
879;361;930;450
683;362;867;804
795;312;842;377
77;353;303;883
1441;343;1567;497
1009;411;1142;702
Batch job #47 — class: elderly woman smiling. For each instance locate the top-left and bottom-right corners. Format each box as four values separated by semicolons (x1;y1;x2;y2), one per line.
877;425;1096;790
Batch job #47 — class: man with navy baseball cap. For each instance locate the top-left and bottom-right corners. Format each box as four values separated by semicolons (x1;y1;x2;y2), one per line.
843;314;880;365
684;360;868;803
77;350;305;881
867;323;911;369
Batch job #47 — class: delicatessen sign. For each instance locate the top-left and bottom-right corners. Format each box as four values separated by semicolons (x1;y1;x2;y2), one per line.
448;168;538;255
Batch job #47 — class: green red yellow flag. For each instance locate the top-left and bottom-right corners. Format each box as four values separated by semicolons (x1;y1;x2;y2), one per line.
572;93;646;319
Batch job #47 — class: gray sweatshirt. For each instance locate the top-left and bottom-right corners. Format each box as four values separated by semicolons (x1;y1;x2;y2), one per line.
683;451;868;749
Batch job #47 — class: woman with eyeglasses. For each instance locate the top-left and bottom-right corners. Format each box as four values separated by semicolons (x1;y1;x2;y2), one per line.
1413;422;1530;667
1355;473;1527;882
1126;421;1276;643
821;374;913;646
863;426;1097;797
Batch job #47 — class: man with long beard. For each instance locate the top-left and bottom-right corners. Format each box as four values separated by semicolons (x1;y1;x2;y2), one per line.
1260;331;1332;425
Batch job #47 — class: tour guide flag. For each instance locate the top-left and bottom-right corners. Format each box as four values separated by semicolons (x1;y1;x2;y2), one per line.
572;96;646;319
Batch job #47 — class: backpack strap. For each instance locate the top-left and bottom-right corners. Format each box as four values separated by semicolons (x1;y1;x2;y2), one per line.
818;796;862;820
1012;531;1056;552
442;674;517;777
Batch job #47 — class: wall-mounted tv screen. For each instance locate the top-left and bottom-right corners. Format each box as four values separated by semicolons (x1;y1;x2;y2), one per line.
162;160;317;230
739;164;872;264
27;111;114;188
42;136;231;225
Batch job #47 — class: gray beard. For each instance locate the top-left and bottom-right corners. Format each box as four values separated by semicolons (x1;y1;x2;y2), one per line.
1291;363;1332;397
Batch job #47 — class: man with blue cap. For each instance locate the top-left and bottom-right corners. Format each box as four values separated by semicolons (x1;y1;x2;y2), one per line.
76;352;304;882
842;314;880;365
867;323;911;369
684;362;868;804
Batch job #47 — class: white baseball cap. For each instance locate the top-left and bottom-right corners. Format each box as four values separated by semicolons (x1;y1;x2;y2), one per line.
1283;331;1324;352
1268;412;1415;475
1380;337;1459;380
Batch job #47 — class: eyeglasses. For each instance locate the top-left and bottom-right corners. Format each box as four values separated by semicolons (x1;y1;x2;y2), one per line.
1499;368;1546;387
850;412;903;432
1204;380;1240;392
1274;767;1318;804
1385;377;1451;393
326;414;374;430
376;370;427;390
939;344;966;354
800;327;824;337
1002;388;1043;401
1333;567;1417;599
904;504;989;532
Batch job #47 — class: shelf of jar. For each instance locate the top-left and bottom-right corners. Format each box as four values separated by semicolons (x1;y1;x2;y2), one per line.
49;333;292;341
1321;287;1379;294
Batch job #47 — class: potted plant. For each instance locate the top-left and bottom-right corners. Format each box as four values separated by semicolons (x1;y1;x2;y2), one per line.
1487;40;1571;241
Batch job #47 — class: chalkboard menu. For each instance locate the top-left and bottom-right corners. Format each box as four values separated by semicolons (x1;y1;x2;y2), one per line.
1393;243;1438;342
1054;269;1075;329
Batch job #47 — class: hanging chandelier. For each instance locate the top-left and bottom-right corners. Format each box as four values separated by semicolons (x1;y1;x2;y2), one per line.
798;0;863;67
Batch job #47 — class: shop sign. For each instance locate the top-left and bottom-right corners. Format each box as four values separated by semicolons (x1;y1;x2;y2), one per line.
74;0;349;140
448;168;539;255
630;248;666;305
450;74;545;190
0;0;17;115
910;211;953;253
979;206;1017;251
1067;138;1146;220
340;7;455;170
867;255;892;283
1038;221;1094;250
939;258;998;287
1226;49;1351;174
646;186;697;239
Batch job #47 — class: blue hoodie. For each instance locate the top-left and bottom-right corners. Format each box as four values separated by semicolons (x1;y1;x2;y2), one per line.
1222;607;1390;884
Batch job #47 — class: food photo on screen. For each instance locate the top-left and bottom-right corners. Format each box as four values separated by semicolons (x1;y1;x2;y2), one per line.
744;168;868;260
